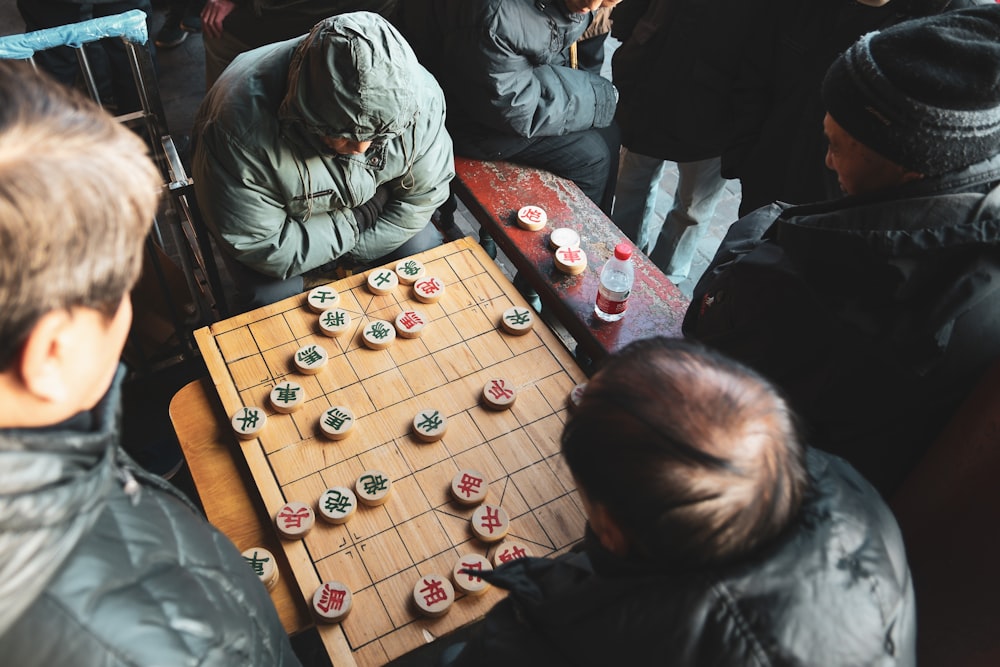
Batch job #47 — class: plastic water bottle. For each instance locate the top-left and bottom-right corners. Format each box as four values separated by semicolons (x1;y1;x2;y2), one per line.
594;241;634;322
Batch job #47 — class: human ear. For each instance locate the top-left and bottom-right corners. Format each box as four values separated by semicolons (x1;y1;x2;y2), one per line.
588;502;631;557
17;310;74;403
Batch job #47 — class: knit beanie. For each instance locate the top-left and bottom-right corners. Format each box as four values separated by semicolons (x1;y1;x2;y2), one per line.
822;5;1000;176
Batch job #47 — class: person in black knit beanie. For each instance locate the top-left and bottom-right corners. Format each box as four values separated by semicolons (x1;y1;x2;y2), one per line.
686;5;1000;497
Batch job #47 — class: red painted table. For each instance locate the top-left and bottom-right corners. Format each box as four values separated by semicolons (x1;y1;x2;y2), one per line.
452;157;690;364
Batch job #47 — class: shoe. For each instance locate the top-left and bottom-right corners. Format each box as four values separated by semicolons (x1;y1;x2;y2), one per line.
155;21;189;48
180;15;202;33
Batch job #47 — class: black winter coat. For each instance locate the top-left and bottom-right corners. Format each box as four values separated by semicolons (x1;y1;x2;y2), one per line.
685;154;1000;495
611;0;754;162
396;0;617;159
448;449;915;667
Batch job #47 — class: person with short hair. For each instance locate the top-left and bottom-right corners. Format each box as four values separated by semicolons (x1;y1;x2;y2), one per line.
443;338;915;666
193;12;454;310
0;60;300;666
685;5;1000;495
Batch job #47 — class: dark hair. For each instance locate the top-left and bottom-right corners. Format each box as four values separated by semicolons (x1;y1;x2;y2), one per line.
562;338;807;566
0;60;160;369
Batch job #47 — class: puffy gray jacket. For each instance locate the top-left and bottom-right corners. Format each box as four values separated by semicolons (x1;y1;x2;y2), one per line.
398;0;617;157
193;12;453;279
0;367;300;666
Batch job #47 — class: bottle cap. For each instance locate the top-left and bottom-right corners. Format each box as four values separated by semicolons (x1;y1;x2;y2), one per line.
614;242;633;261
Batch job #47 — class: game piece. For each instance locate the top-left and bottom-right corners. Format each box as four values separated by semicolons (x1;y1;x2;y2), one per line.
361;319;396;350
317;486;357;524
412;574;455;618
412;408;448;442
242;547;279;590
395;309;428;339
367;268;398;295
549;227;581;250
318;405;355;440
451;554;493;596
568;382;588;410
275;501;315;539
450;469;489;506
470;503;509;543
516;204;547;232
313;580;353;623
553;245;588;275
355;469;393;506
269;381;305;414
230;406;266;440
394;258;426;285
294;343;329;375
306;285;340;313
412;276;445;304
482;378;516;411
499;306;534;336
318;308;352;337
488;540;533;567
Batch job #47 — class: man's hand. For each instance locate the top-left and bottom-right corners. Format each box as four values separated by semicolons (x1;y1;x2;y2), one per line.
201;0;237;39
351;185;392;231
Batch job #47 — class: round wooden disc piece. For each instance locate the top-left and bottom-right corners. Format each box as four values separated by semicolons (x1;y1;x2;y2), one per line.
274;501;315;539
499;306;534;335
361;319;396;350
412;276;446;304
317;486;357;525
269;381;305;414
242;547;279;590
413;573;455;618
470;503;510;543
367;268;399;295
451;553;493;596
450;469;489;506
412;409;448;442
394;258;426;285
318;308;352;337
553;245;588;275
549;227;581;250
516;204;547;231
231;406;267;440
394;309;428;338
318;405;355;440
355;469;393;506
293;342;328;375
306;285;340;313
488;540;534;567
312;580;352;623
482;378;517;411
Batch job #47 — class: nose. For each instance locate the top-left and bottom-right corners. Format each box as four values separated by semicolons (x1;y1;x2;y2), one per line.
342;140;372;155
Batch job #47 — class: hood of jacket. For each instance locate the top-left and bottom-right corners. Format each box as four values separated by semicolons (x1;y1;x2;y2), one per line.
278;12;420;144
0;366;128;637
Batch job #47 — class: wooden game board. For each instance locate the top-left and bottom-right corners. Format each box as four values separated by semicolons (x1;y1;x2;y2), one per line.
194;238;588;666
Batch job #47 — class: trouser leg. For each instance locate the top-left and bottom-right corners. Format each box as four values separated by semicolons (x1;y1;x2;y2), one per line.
611;148;667;253
648;157;727;279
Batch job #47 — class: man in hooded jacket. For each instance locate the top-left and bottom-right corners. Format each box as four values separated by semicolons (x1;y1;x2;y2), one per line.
193;12;454;309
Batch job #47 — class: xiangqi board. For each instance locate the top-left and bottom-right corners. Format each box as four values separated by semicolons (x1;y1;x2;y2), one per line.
195;238;588;666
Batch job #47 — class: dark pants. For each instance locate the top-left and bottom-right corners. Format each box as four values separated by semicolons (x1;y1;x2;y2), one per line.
17;0;155;113
226;222;445;312
458;123;621;215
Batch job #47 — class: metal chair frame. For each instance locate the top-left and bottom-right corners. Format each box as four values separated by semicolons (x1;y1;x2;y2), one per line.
0;10;229;370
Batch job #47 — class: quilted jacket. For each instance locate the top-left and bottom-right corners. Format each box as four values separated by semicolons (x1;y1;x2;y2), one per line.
0;366;300;666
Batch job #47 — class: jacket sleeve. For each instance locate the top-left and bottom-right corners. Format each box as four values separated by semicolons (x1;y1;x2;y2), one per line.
457;6;616;139
193;120;360;280
350;98;455;262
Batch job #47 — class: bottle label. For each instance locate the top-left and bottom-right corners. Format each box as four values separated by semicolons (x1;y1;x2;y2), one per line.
596;288;629;315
